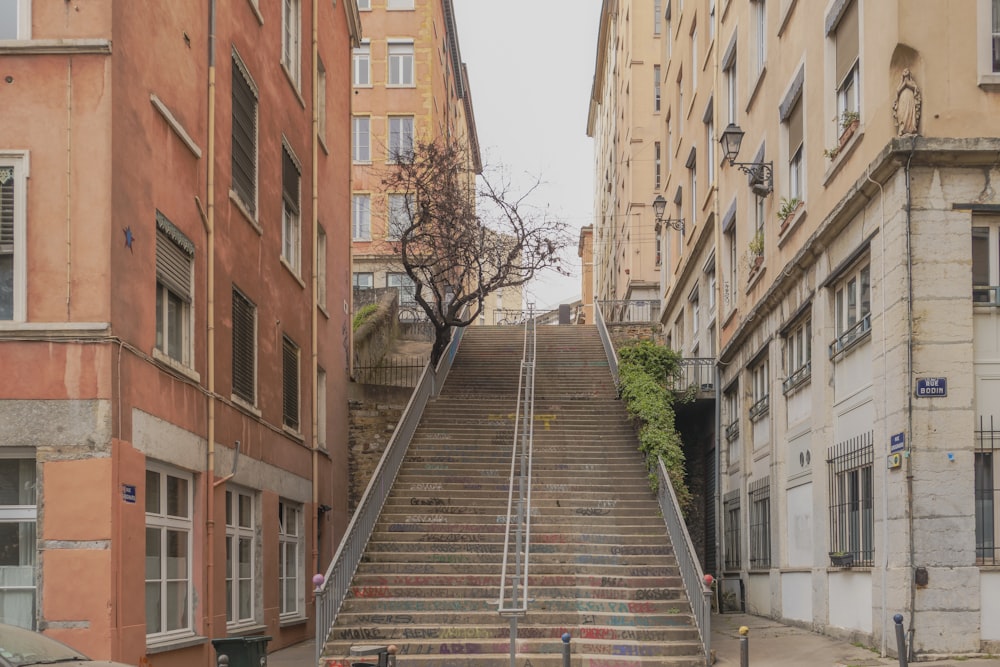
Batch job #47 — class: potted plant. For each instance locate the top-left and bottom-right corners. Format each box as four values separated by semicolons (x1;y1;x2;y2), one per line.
823;146;841;161
777;197;802;223
838;110;860;148
748;229;764;256
829;551;854;567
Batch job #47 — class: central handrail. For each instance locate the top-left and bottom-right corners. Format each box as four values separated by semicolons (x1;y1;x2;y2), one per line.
497;312;536;665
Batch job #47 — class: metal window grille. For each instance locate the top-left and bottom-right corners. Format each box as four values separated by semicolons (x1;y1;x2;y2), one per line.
282;336;300;431
976;416;999;564
748;477;771;569
827;431;874;566
232;53;258;215
232;289;256;404
0;166;13;249
723;490;742;571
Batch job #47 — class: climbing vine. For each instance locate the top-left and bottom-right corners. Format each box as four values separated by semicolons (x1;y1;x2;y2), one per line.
352;303;379;331
617;340;691;511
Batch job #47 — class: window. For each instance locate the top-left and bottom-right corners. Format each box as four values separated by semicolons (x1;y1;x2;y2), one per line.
282;336;300;431
655;226;662;266
724;384;740;449
353;41;371;87
709;0;716;42
356;0;370;9
654;65;661;112
691;24;698;91
705;111;716;186
225;488;256;626
753;0;766;77
353;272;373;290
654;0;662;35
976;416;999;564
0;0;30;39
317;367;327;449
831;262;871;356
687;149;697;223
388;116;414;163
387;0;414;8
973;222;1000;305
232;288;256;405
748;477;770;569
724;54;737;124
725;225;737;309
750;356;769;420
352;194;371;241
278;501;304;617
0;458;36;629
155;212;194;366
705;257;717;315
783;318;812;392
979;0;1000;80
834;0;860;123
786;96;804;201
146;465;193;639
828;431;874;567
689;285;700;337
317;58;327;140
388;193;414;240
231;51;258;217
387;41;415;87
723;490;741;570
666;1;673;56
0;154;25;321
281;0;301;86
387;273;416;305
281;144;301;274
654;142;661;189
666;116;673;170
352;116;370;163
677;69;684;115
317;226;327;308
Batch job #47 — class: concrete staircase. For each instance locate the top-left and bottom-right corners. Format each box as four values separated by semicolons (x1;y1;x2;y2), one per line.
322;325;704;666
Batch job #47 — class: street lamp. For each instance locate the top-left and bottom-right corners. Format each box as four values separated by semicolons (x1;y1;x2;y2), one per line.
719;123;773;197
652;194;684;232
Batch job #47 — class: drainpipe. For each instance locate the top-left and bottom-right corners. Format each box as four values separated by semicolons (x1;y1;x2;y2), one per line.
311;0;321;582
903;138;917;653
204;0;218;649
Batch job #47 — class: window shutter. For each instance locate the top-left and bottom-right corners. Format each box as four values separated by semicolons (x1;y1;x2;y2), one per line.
282;147;300;214
155;212;194;302
788;98;803;156
835;0;859;85
232;55;258;214
232;289;256;404
0;167;13;249
282;336;299;430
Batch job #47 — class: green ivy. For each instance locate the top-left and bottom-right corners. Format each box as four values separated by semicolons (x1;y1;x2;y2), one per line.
617;341;691;511
352;303;379;331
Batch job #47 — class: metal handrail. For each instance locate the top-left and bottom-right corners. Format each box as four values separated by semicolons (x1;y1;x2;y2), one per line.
655;457;713;666
497;314;536;666
313;313;468;665
594;302;619;385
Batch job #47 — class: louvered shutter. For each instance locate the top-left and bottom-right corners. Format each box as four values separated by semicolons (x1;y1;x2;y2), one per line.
282;336;299;430
282;147;300;214
0;167;14;250
155;213;193;302
232;55;258;214
232;289;256;404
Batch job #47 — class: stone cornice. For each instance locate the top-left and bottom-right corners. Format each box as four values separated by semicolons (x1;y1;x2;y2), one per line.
0;39;112;56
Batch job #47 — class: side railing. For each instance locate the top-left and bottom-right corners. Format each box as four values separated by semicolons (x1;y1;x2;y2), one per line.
314;315;468;665
595;311;711;665
497;316;537;667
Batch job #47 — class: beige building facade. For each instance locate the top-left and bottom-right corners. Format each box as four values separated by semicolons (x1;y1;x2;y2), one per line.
590;0;1000;656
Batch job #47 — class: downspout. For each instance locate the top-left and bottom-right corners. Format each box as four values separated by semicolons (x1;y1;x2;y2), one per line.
711;0;722;581
65;58;73;319
903;138;917;653
205;0;218;647
311;0;321;582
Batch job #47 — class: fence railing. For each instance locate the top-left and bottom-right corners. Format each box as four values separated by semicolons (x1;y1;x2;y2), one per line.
494;309;534;326
594;303;619;386
314;314;467;665
666;358;716;393
598;299;660;323
353;356;428;388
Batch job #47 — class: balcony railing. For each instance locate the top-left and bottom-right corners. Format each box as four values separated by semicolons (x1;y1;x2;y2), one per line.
782;361;811;394
749;394;770;421
666;358;716;394
828;313;871;360
598;299;660;323
725;420;739;442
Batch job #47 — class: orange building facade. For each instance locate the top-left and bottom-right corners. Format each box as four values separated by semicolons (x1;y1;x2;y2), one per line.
0;1;359;665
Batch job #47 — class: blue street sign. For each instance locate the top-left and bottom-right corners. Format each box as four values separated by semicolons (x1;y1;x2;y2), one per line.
122;484;137;504
915;377;947;397
890;432;906;453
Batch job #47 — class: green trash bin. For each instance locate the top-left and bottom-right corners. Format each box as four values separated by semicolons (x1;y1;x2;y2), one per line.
211;635;272;667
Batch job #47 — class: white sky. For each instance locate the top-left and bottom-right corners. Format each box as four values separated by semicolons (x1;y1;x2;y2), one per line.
452;0;603;313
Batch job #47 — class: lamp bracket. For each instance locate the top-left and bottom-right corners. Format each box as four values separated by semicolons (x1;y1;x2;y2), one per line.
729;160;774;196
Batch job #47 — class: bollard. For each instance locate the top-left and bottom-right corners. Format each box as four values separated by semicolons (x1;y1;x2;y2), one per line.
893;614;908;667
561;632;571;667
739;626;749;667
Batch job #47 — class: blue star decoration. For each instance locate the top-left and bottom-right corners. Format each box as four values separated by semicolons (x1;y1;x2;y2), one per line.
123;226;134;253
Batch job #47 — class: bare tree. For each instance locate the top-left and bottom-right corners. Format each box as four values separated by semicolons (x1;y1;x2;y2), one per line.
380;137;569;364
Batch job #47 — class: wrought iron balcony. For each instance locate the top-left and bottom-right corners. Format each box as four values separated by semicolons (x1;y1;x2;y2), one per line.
828;313;871;360
666;357;716;395
598;299;660;324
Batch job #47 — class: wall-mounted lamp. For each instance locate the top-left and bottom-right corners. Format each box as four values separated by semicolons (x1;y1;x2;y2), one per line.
719;123;773;197
652;194;685;232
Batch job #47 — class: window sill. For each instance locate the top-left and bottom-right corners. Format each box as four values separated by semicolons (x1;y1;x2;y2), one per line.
281;62;306;109
777;0;800;36
829;327;871;362
231;394;262;418
0;39;112;56
280;257;306;289
722;307;738;329
146;633;207;655
386;84;417;89
318;134;329;156
978;73;1000;90
246;0;264;25
746;259;766;291
225;623;268;637
318;303;330;319
822;126;864;187
745;65;767;112
777;202;806;245
230;190;262;235
283;424;305;442
279;615;308;628
0;321;110;339
152;348;201;384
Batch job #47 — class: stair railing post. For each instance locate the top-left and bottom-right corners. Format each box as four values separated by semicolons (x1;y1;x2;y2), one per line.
561;632;571;667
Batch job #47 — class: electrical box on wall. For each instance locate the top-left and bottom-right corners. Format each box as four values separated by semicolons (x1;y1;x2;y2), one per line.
887;453;902;469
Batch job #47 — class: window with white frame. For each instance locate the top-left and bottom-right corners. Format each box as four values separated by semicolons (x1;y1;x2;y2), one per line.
654;65;661;112
689;285;700;338
387;193;414;240
353;41;371;87
705;256;717;315
155;212;194;366
705;107;716;186
0;458;36;630
724;383;740;450
281;143;301;274
831;261;871;356
317;226;327;308
982;0;1000;78
786;95;804;201
666;116;673;170
317;367;327;449
387;41;415;87
232;287;256;405
783;317;811;393
352;195;371;241
666;1;673;57
677;69;684;116
356;0;370;8
388;116;414;163
834;0;860;125
146;465;193;639
655;226;663;266
725;224;737;308
0;0;31;40
387;0;414;8
828;432;874;567
225;488;256;626
687;149;697;223
278;501;304;618
231;51;258;217
709;0;716;42
317;58;327;141
281;0;301;86
352;116;370;163
282;335;300;431
654;0;662;35
353;272;373;290
748;476;770;569
976;416;1000;564
723;490;741;570
0;153;26;322
752;0;766;77
973;219;1000;305
387;272;416;305
654;141;661;189
724;53;737;125
750;356;769;420
691;23;698;91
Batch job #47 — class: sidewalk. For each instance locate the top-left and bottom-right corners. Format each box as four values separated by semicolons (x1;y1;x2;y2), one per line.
711;613;1000;667
268;638;315;667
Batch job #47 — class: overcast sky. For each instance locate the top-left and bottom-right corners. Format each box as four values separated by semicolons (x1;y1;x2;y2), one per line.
452;1;603;313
